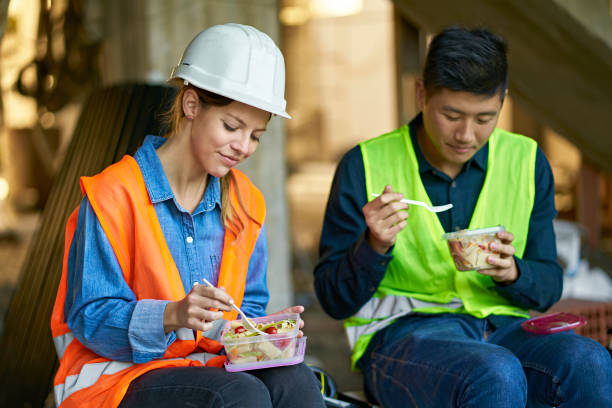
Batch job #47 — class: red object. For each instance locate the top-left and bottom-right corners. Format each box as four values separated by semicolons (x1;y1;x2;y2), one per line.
273;338;291;349
540;299;612;347
265;327;278;334
234;325;246;334
521;312;586;334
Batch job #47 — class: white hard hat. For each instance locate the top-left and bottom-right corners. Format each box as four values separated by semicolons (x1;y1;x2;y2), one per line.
169;23;290;119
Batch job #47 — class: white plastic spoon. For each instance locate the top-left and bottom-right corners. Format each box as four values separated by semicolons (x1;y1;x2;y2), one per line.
198;277;267;335
370;193;453;213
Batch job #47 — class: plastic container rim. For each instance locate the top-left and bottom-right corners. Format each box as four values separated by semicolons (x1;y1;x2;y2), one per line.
441;225;506;240
220;312;300;346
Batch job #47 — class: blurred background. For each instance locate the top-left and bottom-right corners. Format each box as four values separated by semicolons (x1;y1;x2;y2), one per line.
0;0;611;406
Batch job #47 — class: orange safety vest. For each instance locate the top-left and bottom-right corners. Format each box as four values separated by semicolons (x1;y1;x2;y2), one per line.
50;155;265;408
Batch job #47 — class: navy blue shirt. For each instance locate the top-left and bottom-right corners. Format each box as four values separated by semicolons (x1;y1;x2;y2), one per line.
314;114;563;329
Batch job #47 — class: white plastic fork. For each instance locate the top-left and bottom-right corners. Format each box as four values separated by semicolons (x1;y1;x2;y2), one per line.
370;193;453;213
199;277;267;335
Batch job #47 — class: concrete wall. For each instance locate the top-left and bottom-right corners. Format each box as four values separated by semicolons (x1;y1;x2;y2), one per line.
91;0;292;312
553;0;612;48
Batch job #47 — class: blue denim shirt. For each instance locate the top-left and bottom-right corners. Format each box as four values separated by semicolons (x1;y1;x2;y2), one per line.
314;114;563;328
65;135;269;363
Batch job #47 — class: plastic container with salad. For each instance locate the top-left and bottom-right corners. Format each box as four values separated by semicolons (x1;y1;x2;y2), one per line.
442;226;505;271
220;312;306;372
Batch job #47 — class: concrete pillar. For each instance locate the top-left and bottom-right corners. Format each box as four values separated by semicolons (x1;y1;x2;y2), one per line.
393;10;421;126
93;0;292;312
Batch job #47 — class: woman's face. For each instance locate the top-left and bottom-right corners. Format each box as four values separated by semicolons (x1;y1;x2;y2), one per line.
189;99;269;178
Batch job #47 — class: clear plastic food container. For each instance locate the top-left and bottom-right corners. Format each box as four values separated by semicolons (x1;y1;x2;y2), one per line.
220;312;305;372
442;226;505;271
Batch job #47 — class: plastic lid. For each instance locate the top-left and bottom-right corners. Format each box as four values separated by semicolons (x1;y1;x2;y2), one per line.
441;225;505;240
521;312;586;334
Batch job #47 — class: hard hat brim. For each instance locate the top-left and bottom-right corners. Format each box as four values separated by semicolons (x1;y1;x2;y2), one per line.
167;77;291;119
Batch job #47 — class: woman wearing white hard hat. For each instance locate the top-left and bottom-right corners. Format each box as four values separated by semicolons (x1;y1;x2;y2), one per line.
50;24;325;408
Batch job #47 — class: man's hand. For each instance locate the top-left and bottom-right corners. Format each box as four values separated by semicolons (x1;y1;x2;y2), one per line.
363;185;410;254
478;230;519;284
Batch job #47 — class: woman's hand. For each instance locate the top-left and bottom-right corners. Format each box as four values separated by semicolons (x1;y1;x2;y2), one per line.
163;284;233;333
478;230;519;284
268;305;306;337
363;185;410;254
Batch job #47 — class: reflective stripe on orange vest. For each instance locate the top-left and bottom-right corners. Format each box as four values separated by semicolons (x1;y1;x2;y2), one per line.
51;155;265;408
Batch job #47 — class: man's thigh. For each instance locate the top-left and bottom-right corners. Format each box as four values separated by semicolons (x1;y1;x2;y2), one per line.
488;318;612;406
360;314;526;408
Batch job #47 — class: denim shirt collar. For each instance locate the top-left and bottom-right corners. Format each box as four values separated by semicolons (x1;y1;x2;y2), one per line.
408;113;488;178
134;135;221;212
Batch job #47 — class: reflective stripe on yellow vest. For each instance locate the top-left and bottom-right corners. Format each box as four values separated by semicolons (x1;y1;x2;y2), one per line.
346;126;536;368
51;155;265;407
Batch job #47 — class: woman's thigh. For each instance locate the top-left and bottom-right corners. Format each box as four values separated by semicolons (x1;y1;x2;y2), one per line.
119;366;272;408
248;363;325;408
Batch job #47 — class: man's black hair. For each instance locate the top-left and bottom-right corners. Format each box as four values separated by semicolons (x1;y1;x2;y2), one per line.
423;27;508;100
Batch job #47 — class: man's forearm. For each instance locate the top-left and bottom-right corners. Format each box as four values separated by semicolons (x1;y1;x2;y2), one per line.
314;234;390;319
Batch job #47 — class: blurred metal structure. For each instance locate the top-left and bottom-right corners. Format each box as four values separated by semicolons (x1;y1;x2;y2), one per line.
14;0;100;113
0;83;176;408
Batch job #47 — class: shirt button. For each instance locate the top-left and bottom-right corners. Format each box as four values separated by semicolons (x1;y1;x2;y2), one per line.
186;236;194;244
451;181;457;188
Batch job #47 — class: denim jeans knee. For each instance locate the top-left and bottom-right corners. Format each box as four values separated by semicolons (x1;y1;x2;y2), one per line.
363;338;527;408
458;346;527;406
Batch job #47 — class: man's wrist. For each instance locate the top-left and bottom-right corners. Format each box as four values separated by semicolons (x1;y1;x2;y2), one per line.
493;261;520;285
365;229;391;255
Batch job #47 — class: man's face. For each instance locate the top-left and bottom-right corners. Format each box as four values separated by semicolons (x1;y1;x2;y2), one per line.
416;81;504;177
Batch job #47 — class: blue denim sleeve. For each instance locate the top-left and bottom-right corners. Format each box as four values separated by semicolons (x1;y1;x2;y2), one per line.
314;146;392;320
240;224;269;317
493;147;563;311
65;198;176;363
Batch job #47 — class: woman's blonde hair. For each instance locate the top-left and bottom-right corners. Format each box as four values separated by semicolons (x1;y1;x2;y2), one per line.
164;85;261;236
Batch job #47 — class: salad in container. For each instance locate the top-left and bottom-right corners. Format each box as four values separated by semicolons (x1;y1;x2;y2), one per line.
220;312;306;372
442;226;505;271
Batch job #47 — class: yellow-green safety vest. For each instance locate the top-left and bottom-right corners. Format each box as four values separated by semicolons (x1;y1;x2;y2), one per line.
346;125;537;369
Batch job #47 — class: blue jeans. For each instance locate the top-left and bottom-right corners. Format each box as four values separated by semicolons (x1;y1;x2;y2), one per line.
118;362;325;407
358;313;612;407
